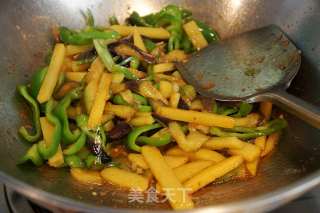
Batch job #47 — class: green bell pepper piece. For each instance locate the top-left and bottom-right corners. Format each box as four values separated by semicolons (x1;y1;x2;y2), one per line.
65;155;84;168
143;39;157;52
60;27;120;45
93;39;138;80
137;133;171;146
85;154;104;170
112;65;138;80
75;114;107;146
30;67;48;99
130;56;140;69
210;118;287;140
17;143;43;166
17;85;41;143
37;99;62;159
127;123;162;152
194;19;220;43
133;93;148;105
63;132;86;155
54;87;82;144
129;11;153;27
112;94;128;105
233;102;253;117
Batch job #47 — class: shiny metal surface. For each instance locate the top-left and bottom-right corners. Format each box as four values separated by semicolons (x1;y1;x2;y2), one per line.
0;0;320;212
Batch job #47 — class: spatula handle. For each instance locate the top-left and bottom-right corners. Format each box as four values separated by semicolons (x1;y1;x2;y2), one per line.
250;90;320;129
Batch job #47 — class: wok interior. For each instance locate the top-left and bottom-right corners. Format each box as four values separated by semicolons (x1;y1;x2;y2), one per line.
0;0;320;210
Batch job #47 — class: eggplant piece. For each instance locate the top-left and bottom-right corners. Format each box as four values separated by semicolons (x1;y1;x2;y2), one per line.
111;39;155;64
86;126;112;164
178;98;189;110
108;121;132;140
86;138;112;164
125;80;140;93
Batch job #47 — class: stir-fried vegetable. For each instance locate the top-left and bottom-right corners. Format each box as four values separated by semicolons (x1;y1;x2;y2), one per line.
17;85;42;143
16;6;287;210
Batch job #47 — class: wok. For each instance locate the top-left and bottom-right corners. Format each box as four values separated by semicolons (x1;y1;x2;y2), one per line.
0;0;320;212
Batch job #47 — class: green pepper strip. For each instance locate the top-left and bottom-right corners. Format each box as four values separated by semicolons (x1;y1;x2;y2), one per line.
233;102;253;118
157;5;183;51
137;133;171;147
38;99;62;159
220;107;238;116
54;87;82;144
127;123;162;152
17;85;41;143
30;67;48;99
129;11;153;27
85;154;103;170
133;93;148;105
194;19;220;43
112;94;128;105
112;94;151;111
65;155;84;168
60;27;120;45
63;132;86;155
76;114;107;146
143;39;157;52
210;119;287;140
93;39;138;80
130;56;140;69
17;143;43;166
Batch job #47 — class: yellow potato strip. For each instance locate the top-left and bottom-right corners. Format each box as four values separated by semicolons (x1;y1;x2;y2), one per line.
133;28;147;51
246;158;260;176
129;115;155;126
229;142;261;162
71;168;103;185
166;147;225;163
164;50;188;62
104;103;136;120
156;106;235;128
184;156;244;193
204;137;245;150
111;25;170;39
261;132;280;157
153;63;175;73
169;92;180;108
141;146;194;210
88;73;112;128
37;43;66;103
128;154;188;169
174;160;213;183
65;72;87;82
40;117;64;168
183;21;208;50
255;136;267;153
66;44;93;56
101;167;149;191
234;113;260;127
260;101;273;121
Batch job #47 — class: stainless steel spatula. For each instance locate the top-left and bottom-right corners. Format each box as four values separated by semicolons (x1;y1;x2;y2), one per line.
176;25;320;128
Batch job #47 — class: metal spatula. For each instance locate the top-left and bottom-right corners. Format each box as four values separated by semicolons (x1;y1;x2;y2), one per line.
176;25;320;128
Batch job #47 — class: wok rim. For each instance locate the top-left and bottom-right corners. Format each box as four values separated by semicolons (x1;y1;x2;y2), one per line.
0;168;320;212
